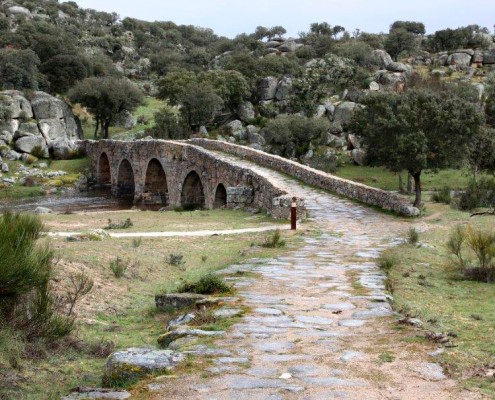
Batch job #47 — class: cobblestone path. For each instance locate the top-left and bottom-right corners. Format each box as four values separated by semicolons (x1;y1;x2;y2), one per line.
149;154;480;400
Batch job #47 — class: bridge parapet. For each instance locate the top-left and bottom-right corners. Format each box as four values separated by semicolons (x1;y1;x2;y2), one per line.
79;139;305;219
189;139;419;217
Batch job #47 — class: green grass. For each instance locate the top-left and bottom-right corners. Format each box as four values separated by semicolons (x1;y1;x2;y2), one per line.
0;209;299;399
333;165;472;192
79;97;167;140
383;201;495;396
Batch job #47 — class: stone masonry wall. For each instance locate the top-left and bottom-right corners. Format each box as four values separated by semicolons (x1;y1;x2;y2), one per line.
80;139;305;219
189;139;419;217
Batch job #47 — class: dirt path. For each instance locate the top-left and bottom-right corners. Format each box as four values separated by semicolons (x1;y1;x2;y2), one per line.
47;225;290;238
145;154;481;400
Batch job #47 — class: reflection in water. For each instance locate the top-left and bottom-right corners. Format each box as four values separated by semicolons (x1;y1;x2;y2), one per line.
0;189;134;213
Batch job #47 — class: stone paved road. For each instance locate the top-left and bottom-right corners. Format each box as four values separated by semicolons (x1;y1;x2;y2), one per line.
148;153;482;400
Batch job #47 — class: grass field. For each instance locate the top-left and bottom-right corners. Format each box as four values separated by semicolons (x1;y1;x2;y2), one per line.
333;164;473;192
382;201;495;396
77;97;166;141
42;208;284;233
0;209;298;399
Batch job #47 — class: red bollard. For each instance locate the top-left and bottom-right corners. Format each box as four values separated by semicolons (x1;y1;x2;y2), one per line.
291;197;297;230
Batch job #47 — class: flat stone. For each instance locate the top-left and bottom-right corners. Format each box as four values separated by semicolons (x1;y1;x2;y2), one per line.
103;348;184;386
340;351;364;363
288;364;320;377
155;293;206;310
255;308;283;316
302;391;349;399
215;357;249;364
166;313;195;329
158;328;225;347
352;307;394;320
295;315;334;325
323;303;356;311
246;367;279;377
417;363;447;381
303;377;365;387
338;320;366;327
224;375;304;391
62;388;131;399
214;308;242;318
254;341;294;353
261;354;312;363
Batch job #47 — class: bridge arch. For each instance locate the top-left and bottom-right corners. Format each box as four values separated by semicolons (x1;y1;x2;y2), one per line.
117;159;135;197
214;183;227;208
97;152;111;185
144;158;168;206
181;170;205;210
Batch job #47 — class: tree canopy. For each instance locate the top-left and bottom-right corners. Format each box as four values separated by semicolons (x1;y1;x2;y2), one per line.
69;77;144;138
352;89;485;206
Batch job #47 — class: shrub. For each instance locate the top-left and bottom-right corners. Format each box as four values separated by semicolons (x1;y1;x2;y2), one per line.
0;211;75;341
378;254;397;271
65;272;93;317
109;257;128;278
262;229;286;248
446;225;467;267
446;225;495;282
177;273;232;295
104;218;133;229
454;178;495;211
166;253;185;267
406;227;419;245
132;238;142;248
431;186;452;204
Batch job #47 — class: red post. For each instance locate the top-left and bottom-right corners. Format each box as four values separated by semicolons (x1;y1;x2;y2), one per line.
291;197;297;230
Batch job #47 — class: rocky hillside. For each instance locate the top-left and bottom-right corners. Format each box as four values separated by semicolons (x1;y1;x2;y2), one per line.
1;0;494;167
0;91;82;162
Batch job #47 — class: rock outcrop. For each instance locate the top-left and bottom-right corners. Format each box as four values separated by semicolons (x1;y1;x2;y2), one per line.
0;91;83;159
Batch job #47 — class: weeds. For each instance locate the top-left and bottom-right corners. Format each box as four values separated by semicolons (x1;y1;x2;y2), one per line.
378;254;397;271
262;229;286;248
132;238;142;248
166;253;185;267
105;218;133;230
431;186;452;204
406;227;419;244
109;257;129;278
446;225;495;282
65;272;93;317
177;273;232;295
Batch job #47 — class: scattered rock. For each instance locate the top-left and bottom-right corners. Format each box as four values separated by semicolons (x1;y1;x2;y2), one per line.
62;387;131;400
155;293;207;311
34;207;53;214
103;348;184;386
158;328;225;348
166;313;196;330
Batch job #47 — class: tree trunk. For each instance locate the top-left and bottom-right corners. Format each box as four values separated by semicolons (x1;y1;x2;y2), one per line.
103;120;110;139
398;174;405;194
407;173;413;195
94;118;100;139
412;171;422;208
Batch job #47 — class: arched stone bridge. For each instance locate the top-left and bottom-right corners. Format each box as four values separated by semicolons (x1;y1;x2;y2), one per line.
80;139;418;218
80;139;304;219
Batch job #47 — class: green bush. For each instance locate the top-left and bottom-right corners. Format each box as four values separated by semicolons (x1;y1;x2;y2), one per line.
105;218;133;229
455;178;495;211
431;186;452;204
0;211;75;340
377;254;397;271
166;253;185;267
262;229;286;248
406;227;419;245
109;256;128;278
177;273;232;295
446;225;495;282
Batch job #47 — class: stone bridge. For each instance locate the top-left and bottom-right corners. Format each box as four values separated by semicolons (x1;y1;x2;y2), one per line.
80;139;418;218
